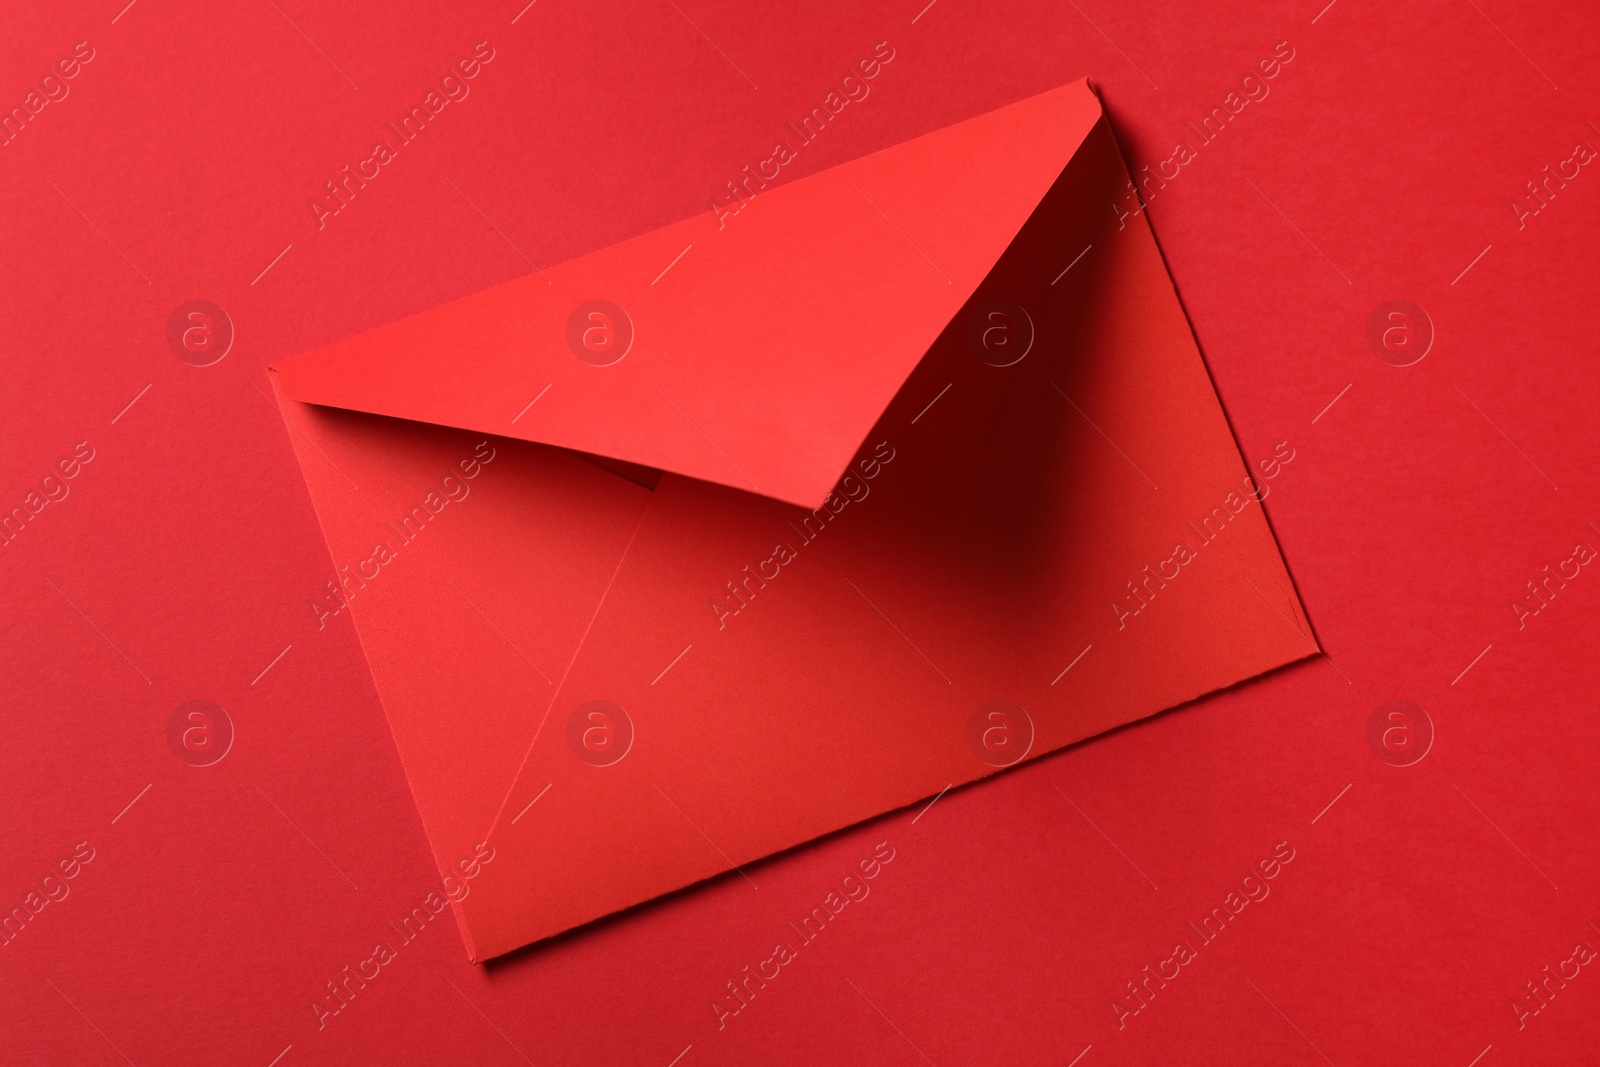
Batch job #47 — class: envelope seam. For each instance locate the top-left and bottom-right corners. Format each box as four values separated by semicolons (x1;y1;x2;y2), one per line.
478;487;660;840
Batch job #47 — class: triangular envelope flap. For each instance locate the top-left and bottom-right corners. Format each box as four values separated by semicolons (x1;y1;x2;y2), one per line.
272;81;1105;508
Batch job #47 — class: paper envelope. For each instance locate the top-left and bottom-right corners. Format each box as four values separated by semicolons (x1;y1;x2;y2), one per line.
270;79;1315;961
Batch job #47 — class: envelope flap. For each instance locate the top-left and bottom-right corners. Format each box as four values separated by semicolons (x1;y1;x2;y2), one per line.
271;80;1104;508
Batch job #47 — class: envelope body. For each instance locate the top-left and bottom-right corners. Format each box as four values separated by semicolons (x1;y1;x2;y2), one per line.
272;79;1314;960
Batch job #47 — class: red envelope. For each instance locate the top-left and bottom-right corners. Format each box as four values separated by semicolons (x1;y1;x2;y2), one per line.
270;79;1314;960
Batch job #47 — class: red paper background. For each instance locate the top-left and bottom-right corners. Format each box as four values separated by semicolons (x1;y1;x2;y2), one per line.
3;0;1597;1064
